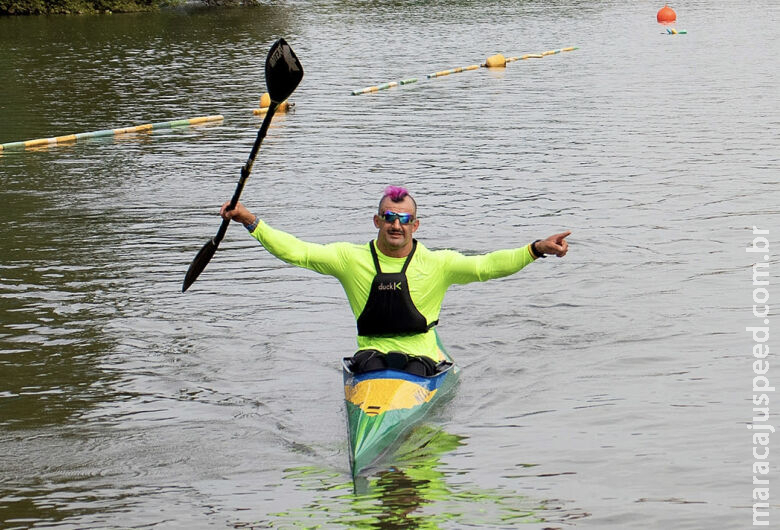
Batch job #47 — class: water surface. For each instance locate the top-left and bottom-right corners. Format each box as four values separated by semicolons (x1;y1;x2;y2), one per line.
1;0;778;527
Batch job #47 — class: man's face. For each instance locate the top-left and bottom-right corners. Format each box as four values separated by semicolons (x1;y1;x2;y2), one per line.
374;196;419;254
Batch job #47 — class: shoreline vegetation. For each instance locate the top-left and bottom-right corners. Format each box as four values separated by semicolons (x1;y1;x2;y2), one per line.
0;0;254;15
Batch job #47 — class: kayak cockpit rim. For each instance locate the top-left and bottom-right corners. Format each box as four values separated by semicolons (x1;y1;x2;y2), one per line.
342;357;454;378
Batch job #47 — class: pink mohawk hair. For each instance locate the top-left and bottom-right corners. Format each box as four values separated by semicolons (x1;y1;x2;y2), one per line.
383;185;409;201
378;185;417;214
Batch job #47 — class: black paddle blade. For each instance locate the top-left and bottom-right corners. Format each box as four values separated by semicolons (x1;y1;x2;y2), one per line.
182;237;218;293
265;38;304;103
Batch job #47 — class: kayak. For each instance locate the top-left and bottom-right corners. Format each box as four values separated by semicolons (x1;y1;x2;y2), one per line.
342;332;460;476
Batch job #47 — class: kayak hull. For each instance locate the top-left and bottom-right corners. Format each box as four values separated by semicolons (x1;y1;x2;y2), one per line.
343;342;458;476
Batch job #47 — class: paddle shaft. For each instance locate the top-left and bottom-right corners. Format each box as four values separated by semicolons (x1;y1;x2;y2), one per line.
213;100;280;244
182;38;303;293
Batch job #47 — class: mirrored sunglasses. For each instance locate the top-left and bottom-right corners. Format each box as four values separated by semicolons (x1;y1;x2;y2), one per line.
381;211;415;224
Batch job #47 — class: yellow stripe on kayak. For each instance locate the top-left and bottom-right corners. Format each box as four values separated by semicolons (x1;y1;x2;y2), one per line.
345;379;438;415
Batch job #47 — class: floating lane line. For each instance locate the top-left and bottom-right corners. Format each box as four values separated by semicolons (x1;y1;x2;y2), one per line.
0;115;223;152
350;46;578;95
351;78;418;96
427;64;481;78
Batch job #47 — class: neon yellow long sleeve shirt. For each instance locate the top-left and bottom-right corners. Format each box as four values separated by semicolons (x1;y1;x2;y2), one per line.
251;221;535;360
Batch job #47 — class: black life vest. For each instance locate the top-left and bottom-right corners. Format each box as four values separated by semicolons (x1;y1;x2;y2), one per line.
356;239;437;337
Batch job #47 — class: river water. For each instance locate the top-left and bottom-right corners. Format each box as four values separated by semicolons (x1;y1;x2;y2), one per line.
1;0;778;528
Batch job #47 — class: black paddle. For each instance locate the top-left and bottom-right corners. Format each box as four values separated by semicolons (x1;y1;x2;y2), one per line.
182;38;303;293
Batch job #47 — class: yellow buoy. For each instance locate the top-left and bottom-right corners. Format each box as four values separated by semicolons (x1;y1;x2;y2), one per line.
484;54;507;68
260;92;271;108
253;101;292;115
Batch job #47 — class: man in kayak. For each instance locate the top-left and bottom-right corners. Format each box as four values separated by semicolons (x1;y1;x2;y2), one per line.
220;186;570;375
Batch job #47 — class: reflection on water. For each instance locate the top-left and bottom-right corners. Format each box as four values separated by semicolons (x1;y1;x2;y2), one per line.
0;5;297;144
0;184;119;431
241;426;557;528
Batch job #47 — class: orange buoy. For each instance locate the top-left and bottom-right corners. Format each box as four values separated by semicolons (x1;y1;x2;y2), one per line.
657;4;676;23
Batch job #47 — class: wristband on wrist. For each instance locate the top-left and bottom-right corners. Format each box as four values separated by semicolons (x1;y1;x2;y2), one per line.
245;216;259;232
531;239;547;259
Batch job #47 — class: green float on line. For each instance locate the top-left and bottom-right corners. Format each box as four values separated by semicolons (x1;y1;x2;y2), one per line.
0;115;224;152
